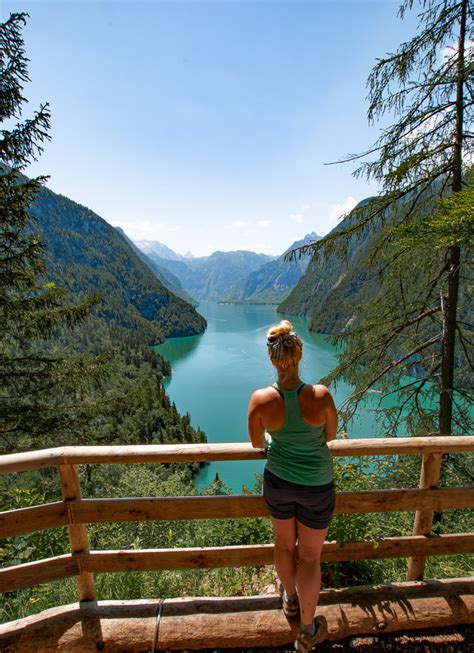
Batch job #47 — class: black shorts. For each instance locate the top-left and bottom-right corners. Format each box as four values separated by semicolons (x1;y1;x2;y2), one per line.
263;468;335;530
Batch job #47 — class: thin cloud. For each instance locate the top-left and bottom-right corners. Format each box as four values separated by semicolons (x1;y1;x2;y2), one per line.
328;196;357;226
225;219;272;230
225;220;250;230
114;219;181;239
441;39;473;62
289;213;304;224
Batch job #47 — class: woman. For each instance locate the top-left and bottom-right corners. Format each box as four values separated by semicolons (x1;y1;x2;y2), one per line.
247;320;337;652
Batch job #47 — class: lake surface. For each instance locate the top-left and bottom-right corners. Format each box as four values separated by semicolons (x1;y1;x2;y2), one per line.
156;301;389;493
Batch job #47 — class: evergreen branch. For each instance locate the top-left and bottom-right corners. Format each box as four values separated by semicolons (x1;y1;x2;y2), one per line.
0;104;51;168
368;2;463;120
380;365;442;400
322;305;442;390
341;333;443;408
456;323;474;369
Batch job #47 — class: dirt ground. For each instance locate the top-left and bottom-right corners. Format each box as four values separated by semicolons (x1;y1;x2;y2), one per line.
190;624;473;652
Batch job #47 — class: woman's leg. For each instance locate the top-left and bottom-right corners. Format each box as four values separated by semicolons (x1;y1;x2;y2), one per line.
271;516;297;596
295;521;328;626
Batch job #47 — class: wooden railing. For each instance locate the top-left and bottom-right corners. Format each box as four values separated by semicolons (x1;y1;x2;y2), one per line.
1;437;473;604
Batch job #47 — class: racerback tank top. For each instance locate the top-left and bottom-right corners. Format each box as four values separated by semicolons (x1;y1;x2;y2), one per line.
266;382;334;486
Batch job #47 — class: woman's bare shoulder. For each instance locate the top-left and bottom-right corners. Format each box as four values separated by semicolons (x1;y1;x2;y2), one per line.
309;384;332;400
250;386;279;404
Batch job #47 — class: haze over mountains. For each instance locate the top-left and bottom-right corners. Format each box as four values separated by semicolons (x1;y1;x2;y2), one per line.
22;168;396;342
132;233;320;304
22;168;325;348
135;240;192;262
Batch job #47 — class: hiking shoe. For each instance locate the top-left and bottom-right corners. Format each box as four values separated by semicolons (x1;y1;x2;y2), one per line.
294;616;328;652
279;583;299;618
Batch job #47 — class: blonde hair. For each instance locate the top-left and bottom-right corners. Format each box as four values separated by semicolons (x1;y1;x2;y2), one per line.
266;320;303;371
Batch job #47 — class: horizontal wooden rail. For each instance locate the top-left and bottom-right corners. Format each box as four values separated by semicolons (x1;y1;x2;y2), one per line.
0;555;78;593
81;533;474;572
69;487;474;525
2;487;473;538
1;436;473;597
1;437;473;474
0;502;69;538
2;533;473;592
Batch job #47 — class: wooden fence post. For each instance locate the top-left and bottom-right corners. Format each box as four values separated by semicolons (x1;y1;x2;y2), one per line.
59;463;97;601
406;452;442;581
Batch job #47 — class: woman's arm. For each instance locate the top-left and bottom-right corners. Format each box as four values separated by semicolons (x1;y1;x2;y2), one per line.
323;389;338;442
247;390;267;449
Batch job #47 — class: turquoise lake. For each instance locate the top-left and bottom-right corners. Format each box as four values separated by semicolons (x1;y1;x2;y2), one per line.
156;301;392;493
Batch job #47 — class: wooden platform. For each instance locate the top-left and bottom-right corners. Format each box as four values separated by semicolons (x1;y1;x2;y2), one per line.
0;578;473;652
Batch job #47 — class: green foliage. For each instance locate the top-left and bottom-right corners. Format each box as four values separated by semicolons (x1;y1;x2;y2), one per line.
29;185;206;342
0;488;69;567
392;169;474;250
319;198;472;435
0;13;119;450
1;6;472;629
289;0;473;437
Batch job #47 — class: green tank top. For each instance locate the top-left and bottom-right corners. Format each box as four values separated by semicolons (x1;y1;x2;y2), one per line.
266;382;334;486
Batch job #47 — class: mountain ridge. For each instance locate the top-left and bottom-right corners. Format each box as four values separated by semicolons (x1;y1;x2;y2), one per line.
224;232;321;304
135;244;275;302
132;236;324;304
25;181;207;342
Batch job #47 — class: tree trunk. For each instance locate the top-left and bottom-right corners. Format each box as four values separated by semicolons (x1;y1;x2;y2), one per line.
438;0;467;437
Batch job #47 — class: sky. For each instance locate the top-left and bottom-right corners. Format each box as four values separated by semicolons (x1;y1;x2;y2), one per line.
3;0;421;257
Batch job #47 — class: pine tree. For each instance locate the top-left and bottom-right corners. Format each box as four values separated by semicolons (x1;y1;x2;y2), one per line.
0;13;113;451
293;0;473;438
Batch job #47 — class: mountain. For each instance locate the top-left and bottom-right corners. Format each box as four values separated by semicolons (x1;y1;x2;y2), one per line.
27;185;206;343
225;232;321;304
134;239;186;261
278;200;384;333
115;228;197;306
135;246;275;301
188;250;275;300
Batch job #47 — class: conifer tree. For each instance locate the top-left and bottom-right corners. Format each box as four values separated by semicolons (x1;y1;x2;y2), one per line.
293;0;473;437
0;13;112;451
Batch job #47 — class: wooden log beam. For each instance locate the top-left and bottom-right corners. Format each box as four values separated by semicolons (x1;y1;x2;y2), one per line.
1;438;473;475
0;555;78;593
78;533;474;573
61;436;474;463
0;578;472;651
69;486;474;524
0;502;68;538
0;447;64;475
59;464;96;602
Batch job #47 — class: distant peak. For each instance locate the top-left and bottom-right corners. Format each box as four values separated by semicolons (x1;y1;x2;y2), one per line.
303;232;321;241
134;239;185;261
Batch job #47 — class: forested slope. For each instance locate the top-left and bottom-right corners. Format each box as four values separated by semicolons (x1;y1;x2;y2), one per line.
279;202;378;332
225;233;320;304
139;248;275;301
29;184;206;342
115;227;198;307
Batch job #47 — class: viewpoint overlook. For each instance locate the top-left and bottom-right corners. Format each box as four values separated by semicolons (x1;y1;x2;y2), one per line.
1;2;473;652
